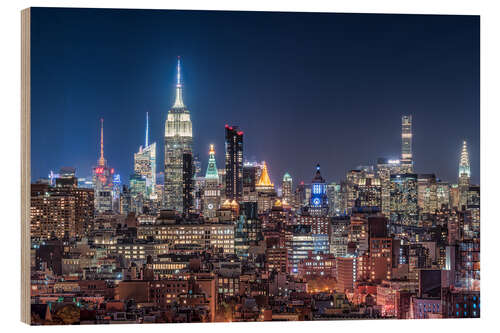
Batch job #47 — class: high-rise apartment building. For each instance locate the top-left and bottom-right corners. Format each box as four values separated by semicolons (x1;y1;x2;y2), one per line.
31;183;94;239
401;115;413;173
242;162;258;202
225;125;243;201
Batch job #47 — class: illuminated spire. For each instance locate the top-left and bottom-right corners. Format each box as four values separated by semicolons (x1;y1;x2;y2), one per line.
312;163;325;183
173;56;185;108
257;161;274;187
145;112;149;147
205;144;219;179
98;118;106;167
459;140;470;178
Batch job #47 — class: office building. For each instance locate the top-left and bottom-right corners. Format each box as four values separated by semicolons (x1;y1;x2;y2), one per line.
93;118;114;214
203;144;221;218
164;58;193;213
134;112;157;200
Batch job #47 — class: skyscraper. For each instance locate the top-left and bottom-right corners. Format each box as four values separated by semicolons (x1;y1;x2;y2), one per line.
55;167;78;188
203;144;220;218
326;182;342;216
225;125;243;201
309;164;329;216
401;115;413;173
282;172;293;205
182;152;194;214
458;140;471;209
390;173;418;228
134;112;157;200
242;162;258;202
129;173;146;213
93;118;114;214
377;158;403;218
256;161;276;213
164;57;193;213
356;174;382;209
417;174;438;214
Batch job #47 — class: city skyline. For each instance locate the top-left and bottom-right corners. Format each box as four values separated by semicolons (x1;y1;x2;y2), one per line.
30;8;479;185
26;8;480;325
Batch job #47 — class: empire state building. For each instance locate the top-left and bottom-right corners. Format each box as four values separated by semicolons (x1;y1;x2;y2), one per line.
164;57;193;213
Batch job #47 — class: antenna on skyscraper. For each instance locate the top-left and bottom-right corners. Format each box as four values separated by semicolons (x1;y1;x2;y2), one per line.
99;118;105;167
173;56;185;108
145;112;149;148
177;56;181;87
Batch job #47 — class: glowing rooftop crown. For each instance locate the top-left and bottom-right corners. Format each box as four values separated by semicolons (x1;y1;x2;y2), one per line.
205;144;219;180
459;140;470;178
257;161;274;187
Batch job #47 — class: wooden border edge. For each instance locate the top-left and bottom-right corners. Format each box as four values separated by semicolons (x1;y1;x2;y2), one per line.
21;7;31;325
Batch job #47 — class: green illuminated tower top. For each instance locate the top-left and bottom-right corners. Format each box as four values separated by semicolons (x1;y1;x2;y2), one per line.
205;144;219;179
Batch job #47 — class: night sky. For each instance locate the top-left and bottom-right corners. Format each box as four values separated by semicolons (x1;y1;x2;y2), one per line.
30;8;480;186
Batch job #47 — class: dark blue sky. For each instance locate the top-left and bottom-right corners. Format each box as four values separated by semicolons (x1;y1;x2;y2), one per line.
31;8;480;186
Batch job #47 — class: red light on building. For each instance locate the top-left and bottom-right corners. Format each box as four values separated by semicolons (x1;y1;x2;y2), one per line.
237;131;244;136
225;124;229;128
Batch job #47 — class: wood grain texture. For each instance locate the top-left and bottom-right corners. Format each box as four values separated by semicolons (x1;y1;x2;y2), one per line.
21;7;31;325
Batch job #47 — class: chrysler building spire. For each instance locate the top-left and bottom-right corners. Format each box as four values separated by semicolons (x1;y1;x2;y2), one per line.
459;140;470;178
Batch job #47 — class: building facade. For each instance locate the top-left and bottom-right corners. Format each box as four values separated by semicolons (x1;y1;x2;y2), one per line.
164;58;193;213
225;125;243;201
203;144;221;218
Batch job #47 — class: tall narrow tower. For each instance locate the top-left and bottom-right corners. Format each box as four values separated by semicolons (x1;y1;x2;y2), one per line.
309;164;329;216
145;111;149;148
164;57;193;213
134;112;157;200
93;118;114;213
401;115;413;173
225;125;244;201
203;144;220;218
282;172;293;205
98;118;106;167
458;140;471;209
